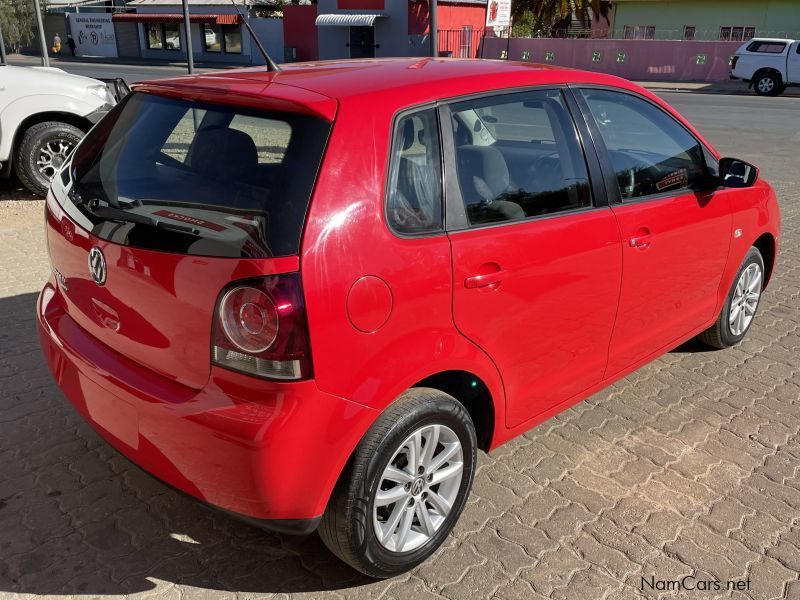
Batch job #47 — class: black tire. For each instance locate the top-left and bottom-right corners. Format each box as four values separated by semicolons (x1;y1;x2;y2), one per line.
13;121;84;196
698;247;765;349
753;72;782;97
318;388;477;578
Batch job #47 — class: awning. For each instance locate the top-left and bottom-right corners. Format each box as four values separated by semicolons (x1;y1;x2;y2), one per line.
314;13;386;27
112;13;242;25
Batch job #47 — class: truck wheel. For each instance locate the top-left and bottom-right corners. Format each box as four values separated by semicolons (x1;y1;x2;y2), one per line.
13;121;83;196
319;388;477;578
753;72;781;97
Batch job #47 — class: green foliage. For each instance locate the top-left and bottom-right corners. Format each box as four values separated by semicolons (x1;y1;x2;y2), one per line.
0;0;47;53
511;0;610;36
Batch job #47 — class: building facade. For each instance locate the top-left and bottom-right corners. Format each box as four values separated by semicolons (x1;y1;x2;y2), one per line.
611;0;800;41
112;0;283;65
297;0;488;61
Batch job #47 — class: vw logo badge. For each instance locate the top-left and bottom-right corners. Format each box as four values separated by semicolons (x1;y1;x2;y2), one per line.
88;247;107;285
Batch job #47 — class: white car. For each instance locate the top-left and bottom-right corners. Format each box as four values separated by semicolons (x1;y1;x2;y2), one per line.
0;65;125;195
730;38;800;96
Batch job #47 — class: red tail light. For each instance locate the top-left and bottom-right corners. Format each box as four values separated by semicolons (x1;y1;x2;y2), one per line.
212;273;312;380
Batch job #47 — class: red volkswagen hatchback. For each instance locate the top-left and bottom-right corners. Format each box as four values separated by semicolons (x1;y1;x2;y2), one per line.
38;59;779;577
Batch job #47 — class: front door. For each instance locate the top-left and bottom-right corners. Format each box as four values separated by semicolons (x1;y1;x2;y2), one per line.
575;88;732;377
445;89;623;429
349;26;375;58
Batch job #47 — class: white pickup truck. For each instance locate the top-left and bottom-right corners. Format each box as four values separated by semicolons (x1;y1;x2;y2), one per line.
0;64;127;195
730;38;800;96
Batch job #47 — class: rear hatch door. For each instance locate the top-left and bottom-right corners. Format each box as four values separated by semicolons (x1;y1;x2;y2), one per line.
47;85;334;388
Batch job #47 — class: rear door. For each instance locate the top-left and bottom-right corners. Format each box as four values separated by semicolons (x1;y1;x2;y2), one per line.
444;88;622;429
787;41;800;83
574;87;732;377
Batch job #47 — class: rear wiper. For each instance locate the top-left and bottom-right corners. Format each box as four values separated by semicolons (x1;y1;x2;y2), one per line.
82;202;202;236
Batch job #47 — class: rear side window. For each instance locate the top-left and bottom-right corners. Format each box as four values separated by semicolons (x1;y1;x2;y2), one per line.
70;92;331;258
386;109;443;235
448;89;592;226
579;89;708;201
746;41;786;53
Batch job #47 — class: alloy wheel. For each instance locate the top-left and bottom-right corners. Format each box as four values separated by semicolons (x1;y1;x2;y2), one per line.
729;263;762;336
372;423;464;553
757;77;775;94
36;138;75;180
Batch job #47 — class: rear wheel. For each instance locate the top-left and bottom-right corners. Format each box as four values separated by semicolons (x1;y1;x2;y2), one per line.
753;72;782;97
13;121;83;196
698;247;764;349
318;388;477;578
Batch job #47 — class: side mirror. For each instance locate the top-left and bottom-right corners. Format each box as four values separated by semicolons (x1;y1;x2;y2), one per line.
718;157;759;188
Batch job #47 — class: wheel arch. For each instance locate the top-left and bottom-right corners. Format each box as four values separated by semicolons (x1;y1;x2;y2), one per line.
412;370;496;452
753;232;776;289
6;111;92;171
752;68;783;85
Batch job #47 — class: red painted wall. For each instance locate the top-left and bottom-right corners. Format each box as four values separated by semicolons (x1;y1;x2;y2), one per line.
409;1;487;35
338;0;385;8
283;4;318;62
482;38;742;82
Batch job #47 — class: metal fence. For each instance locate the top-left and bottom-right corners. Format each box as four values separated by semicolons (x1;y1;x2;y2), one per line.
439;27;800;59
437;28;509;59
522;27;800;42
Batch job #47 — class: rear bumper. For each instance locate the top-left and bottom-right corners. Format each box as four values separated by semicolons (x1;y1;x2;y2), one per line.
37;283;378;531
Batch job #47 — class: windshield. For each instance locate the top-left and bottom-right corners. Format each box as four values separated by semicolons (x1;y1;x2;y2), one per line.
69;92;332;258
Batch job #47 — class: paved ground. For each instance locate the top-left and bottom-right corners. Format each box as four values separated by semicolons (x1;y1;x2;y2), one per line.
0;93;799;600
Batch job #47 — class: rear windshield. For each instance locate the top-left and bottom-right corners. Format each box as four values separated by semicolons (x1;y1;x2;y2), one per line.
69;92;331;258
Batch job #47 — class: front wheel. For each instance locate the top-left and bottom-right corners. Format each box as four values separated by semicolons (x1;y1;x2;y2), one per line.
698;247;764;349
13;121;84;196
318;388;477;578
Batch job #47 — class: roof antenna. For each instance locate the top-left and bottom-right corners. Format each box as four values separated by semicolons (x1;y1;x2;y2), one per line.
229;0;281;72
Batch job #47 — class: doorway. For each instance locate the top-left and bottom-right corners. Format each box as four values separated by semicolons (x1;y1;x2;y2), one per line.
349;26;375;58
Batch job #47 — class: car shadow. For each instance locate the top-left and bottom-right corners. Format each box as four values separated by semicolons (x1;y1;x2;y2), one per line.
671;338;719;353
0;292;373;595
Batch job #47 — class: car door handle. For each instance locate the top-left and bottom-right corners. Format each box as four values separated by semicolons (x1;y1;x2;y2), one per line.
464;270;507;289
628;227;653;249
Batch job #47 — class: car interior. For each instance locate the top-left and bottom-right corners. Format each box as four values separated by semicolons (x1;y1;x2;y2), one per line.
450;93;592;225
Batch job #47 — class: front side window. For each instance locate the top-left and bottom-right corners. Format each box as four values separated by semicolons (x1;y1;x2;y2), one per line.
579;88;709;201
386;109;443;235
449;89;592;226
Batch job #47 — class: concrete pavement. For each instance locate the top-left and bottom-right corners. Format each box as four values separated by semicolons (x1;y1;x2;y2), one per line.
0;93;799;600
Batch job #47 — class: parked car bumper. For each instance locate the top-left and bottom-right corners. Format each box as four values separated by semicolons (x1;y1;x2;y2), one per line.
37;282;379;533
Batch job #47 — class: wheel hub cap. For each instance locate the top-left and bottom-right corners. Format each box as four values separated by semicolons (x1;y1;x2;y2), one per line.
372;423;464;553
729;263;762;336
37;138;75;181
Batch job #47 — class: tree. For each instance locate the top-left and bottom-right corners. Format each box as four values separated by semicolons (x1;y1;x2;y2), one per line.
511;0;610;37
0;0;47;53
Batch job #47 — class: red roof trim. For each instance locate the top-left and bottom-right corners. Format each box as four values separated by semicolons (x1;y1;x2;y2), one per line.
111;13;242;25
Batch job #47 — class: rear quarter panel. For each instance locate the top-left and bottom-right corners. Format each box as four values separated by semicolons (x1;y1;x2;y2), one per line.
300;88;507;429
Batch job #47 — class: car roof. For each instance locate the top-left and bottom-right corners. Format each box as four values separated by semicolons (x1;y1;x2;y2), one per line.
138;58;639;113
